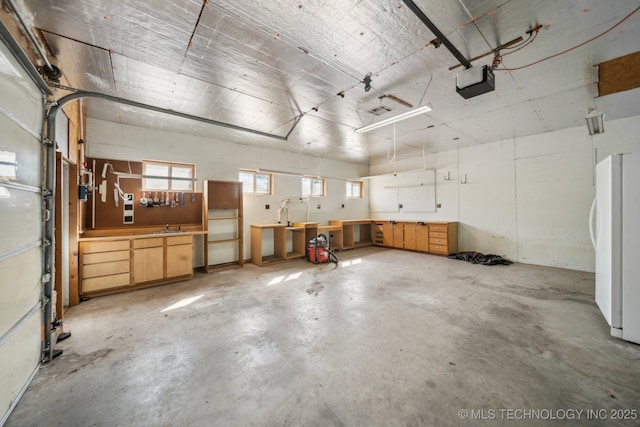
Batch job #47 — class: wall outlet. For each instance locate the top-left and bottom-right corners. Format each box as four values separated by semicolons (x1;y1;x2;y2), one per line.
341;204;344;208
265;204;270;209
317;204;321;209
436;203;442;208
399;204;403;209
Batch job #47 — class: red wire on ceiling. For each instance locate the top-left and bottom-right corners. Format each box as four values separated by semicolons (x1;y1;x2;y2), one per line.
499;5;640;72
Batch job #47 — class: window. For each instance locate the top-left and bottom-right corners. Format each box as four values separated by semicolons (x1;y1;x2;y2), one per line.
0;149;17;180
239;170;273;194
142;160;195;192
302;177;325;197
346;180;363;198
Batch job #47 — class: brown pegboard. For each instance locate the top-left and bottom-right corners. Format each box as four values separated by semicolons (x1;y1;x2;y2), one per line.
85;158;203;229
598;51;640;97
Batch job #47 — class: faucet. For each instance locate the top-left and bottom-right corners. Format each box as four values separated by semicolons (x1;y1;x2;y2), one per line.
165;224;169;232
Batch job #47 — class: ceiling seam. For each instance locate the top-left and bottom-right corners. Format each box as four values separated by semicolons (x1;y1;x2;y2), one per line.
180;0;208;71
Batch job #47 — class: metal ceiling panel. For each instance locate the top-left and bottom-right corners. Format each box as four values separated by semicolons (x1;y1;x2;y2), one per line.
42;32;116;95
14;0;640;164
24;0;202;71
112;53;217;114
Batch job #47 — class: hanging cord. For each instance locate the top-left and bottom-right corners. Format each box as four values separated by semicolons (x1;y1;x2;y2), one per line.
497;5;640;72
418;73;433;107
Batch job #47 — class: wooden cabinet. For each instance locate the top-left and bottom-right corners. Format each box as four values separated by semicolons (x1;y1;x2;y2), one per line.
416;223;429;252
133;238;163;284
373;222;384;246
203;180;243;272
80;234;195;296
403;224;417;251
250;224;287;266
392;223;405;249
80;240;130;293
328;220;373;249
370;221;457;255
428;222;458;255
166;235;193;278
318;224;342;250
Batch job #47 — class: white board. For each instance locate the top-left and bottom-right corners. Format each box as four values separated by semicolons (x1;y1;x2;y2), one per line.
370;170;436;213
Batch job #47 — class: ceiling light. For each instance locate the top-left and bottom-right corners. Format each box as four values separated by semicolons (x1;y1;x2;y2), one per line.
355;104;432;133
585;109;605;135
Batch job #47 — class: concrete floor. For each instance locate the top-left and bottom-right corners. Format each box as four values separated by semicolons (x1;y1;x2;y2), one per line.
6;247;640;427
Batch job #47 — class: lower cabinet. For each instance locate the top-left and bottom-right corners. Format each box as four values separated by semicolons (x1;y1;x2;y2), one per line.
416;223;429;252
166;236;193;278
403;224;417;251
371;221;458;255
80;234;194;296
133;238;164;284
428;223;458;255
80;240;131;293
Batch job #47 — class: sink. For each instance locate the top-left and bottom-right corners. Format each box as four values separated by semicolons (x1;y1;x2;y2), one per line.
151;230;186;235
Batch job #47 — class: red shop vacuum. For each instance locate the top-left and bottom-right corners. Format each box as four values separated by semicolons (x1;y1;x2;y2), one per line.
307;233;338;264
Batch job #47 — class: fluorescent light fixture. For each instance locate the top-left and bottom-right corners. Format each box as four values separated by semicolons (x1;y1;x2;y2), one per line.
585;109;605;135
355;104;432;133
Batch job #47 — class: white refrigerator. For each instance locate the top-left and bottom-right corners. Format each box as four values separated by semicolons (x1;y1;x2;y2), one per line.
590;153;640;344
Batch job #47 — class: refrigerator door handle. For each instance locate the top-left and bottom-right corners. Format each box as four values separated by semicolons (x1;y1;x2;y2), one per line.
589;196;597;249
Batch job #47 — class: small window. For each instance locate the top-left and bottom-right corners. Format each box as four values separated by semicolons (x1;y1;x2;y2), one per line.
0;150;18;180
346;180;363;198
302;177;325;197
142;160;195;192
239;170;273;195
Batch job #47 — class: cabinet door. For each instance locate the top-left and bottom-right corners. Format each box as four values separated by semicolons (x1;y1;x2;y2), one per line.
166;244;193;278
133;247;164;284
393;224;404;249
404;224;417;251
382;223;394;247
416;224;429;252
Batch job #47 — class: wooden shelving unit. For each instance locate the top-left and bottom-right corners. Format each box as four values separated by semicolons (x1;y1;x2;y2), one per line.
329;219;373;249
203;180;243;272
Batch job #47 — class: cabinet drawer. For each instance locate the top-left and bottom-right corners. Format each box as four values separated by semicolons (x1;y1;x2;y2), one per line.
429;224;449;232
82;260;130;279
429;244;449;254
82;250;129;265
429;237;448;246
133;237;163;248
81;240;130;253
82;273;130;293
166;235;192;245
429;231;448;239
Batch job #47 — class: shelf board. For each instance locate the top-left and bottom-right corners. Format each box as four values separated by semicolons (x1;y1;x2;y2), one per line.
207;216;239;221
285;251;305;259
205;261;242;272
261;255;285;264
208;238;241;244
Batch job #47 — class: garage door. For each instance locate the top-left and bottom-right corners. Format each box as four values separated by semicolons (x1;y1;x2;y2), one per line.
0;34;47;424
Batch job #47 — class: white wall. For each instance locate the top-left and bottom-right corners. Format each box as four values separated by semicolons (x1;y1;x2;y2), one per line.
86;118;370;265
370;115;640;272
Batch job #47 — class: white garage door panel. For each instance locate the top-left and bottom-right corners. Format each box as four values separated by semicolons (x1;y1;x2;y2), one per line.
1;33;45;424
0;248;41;338
0;114;42;186
0;41;44;133
0;310;41;422
0;190;41;255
